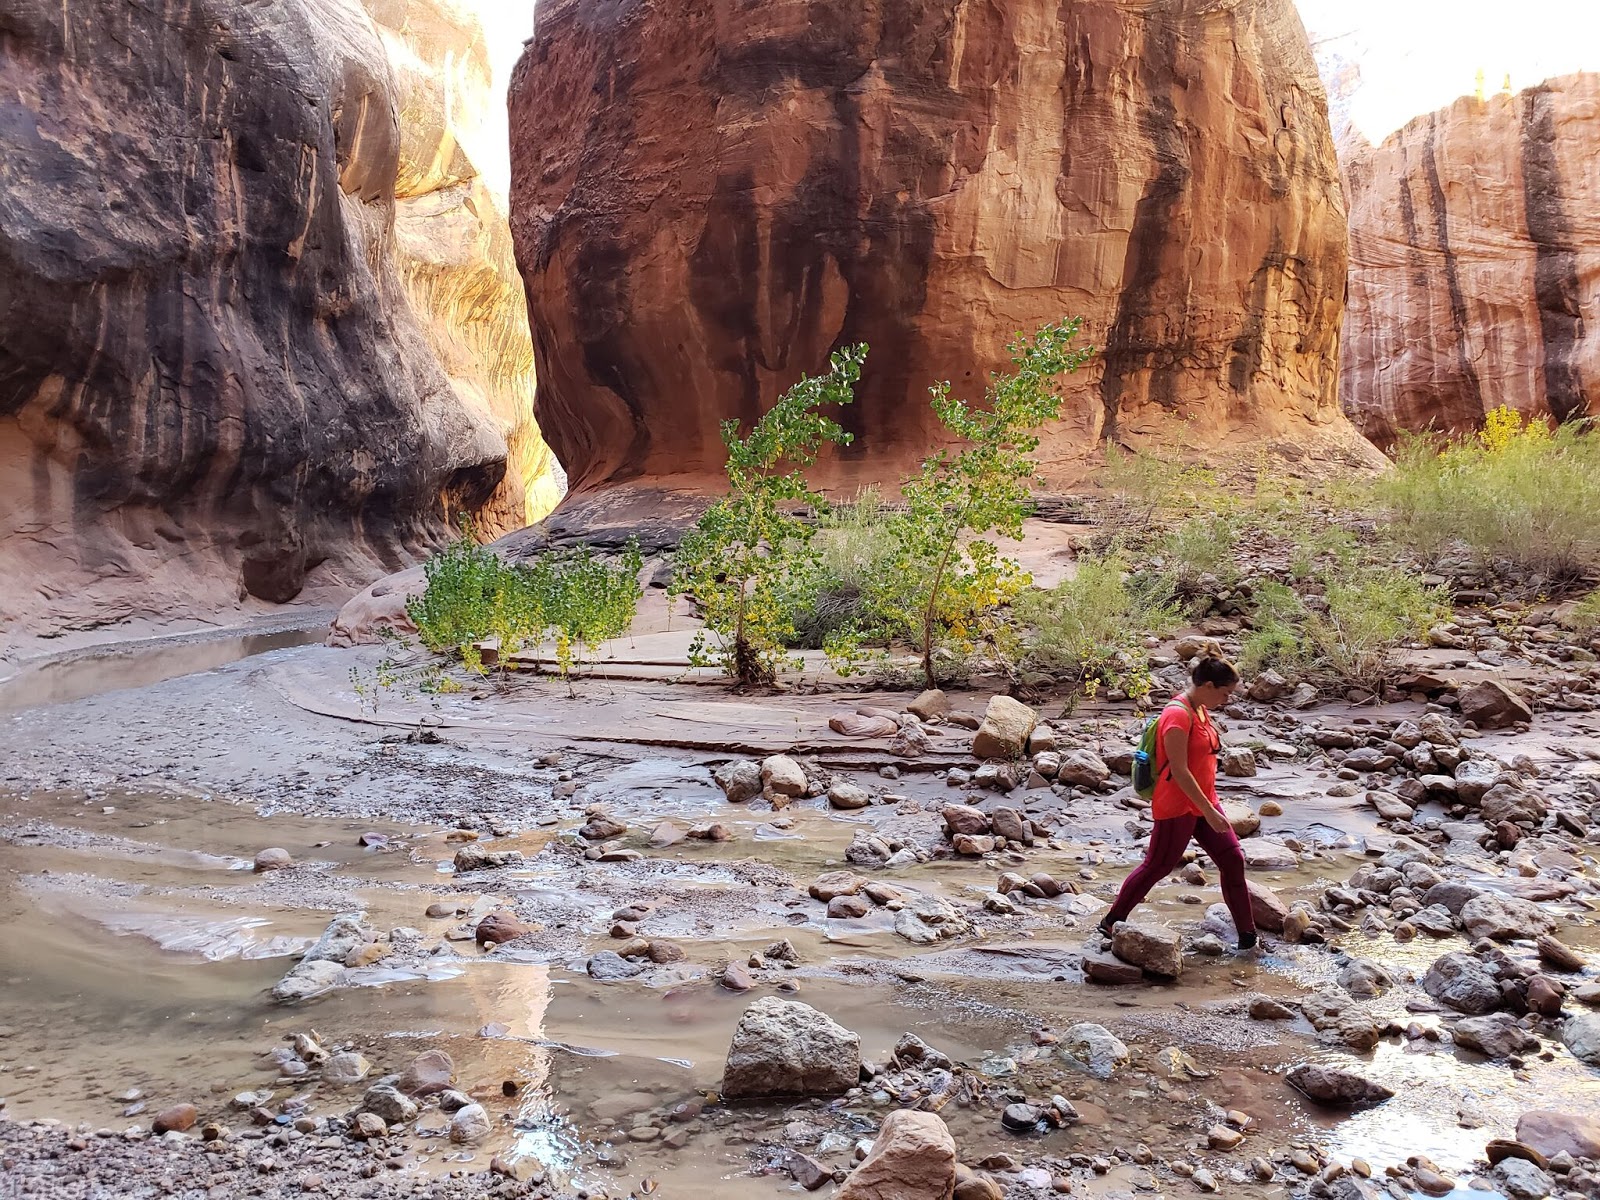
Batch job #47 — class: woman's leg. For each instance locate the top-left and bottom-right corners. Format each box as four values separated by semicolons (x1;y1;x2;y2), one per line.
1192;820;1257;944
1100;816;1199;928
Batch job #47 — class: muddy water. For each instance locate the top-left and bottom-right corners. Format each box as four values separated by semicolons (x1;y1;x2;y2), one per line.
0;777;1590;1200
2;670;1598;1198
0;620;328;714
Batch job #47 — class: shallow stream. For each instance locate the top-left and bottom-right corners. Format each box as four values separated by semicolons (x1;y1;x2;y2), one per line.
0;642;1597;1198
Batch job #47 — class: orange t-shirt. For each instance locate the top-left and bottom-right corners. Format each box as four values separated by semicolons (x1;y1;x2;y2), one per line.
1150;696;1220;820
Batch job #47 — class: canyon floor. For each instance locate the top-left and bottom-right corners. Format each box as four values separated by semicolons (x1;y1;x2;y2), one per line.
0;608;1596;1200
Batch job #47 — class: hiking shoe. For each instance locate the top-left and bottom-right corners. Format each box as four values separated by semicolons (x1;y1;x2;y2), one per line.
1096;917;1117;939
1237;931;1259;952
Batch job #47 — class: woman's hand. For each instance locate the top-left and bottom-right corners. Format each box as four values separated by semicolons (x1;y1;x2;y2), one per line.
1202;806;1232;835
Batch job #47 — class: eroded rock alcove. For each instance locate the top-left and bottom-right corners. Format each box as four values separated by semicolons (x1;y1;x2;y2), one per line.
0;0;551;636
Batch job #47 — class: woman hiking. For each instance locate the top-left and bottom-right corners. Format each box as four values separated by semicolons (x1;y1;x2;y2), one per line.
1097;656;1258;951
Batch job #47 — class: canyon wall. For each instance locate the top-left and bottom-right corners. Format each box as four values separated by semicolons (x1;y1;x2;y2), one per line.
367;0;560;531
0;0;550;641
1340;73;1600;447
508;0;1382;512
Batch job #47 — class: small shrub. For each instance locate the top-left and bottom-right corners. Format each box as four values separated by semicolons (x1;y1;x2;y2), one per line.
521;541;644;683
1100;447;1226;527
1014;554;1181;701
780;489;903;650
1242;570;1447;696
1240;580;1314;678
1315;569;1447;694
1563;589;1600;639
407;530;538;657
1157;513;1240;596
406;525;642;687
1378;410;1600;584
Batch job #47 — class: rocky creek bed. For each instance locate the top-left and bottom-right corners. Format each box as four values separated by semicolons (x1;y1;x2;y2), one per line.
0;616;1598;1200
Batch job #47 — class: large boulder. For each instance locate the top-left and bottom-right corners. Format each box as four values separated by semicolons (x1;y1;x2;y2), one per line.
1;0;557;640
399;1049;456;1097
837;1110;957;1200
1453;1014;1540;1059
1243;840;1300;871
1562;1012;1600;1067
1460;894;1558;942
971;697;1039;762
723;998;862;1099
1111;922;1183;978
714;760;764;804
1056;748;1113;789
1516;1111;1600;1161
894;893;973;946
1286;1063;1394;1108
1061;1024;1131;1080
1480;785;1548;828
940;805;992;837
270;958;345;1004
1422;952;1504;1015
507;0;1378;511
1423;882;1489;916
1453;758;1504;806
761;755;809;798
1457;682;1536;731
1341;74;1600;448
1223;801;1261;837
1247;881;1290;934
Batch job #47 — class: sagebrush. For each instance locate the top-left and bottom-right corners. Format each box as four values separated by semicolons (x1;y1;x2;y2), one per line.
1014;553;1181;701
1242;568;1447;696
1378;407;1600;584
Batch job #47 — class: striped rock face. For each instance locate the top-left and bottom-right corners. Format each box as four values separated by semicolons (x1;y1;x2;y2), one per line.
0;0;550;637
509;0;1376;506
1341;72;1600;448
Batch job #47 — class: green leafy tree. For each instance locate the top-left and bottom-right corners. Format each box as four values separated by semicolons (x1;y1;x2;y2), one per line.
671;345;866;686
869;319;1094;688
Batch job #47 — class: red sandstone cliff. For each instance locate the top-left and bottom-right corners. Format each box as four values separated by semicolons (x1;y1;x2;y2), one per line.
508;0;1381;509
1341;73;1600;447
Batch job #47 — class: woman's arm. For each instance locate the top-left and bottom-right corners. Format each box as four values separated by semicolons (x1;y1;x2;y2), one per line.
1162;725;1231;833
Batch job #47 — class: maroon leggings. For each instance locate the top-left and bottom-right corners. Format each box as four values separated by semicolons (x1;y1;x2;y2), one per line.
1104;814;1256;936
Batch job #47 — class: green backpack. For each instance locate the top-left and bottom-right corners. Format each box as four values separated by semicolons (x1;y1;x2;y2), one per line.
1131;698;1193;800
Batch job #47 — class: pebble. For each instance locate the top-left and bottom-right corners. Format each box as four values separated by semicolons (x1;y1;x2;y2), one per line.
1413;1166;1458;1195
1209;1124;1244;1150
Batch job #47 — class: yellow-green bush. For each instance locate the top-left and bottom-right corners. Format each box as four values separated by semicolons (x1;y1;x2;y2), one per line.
1241;569;1448;695
1014;554;1182;700
1378;407;1600;583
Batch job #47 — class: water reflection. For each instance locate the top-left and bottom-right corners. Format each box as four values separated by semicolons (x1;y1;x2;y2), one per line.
0;626;327;713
